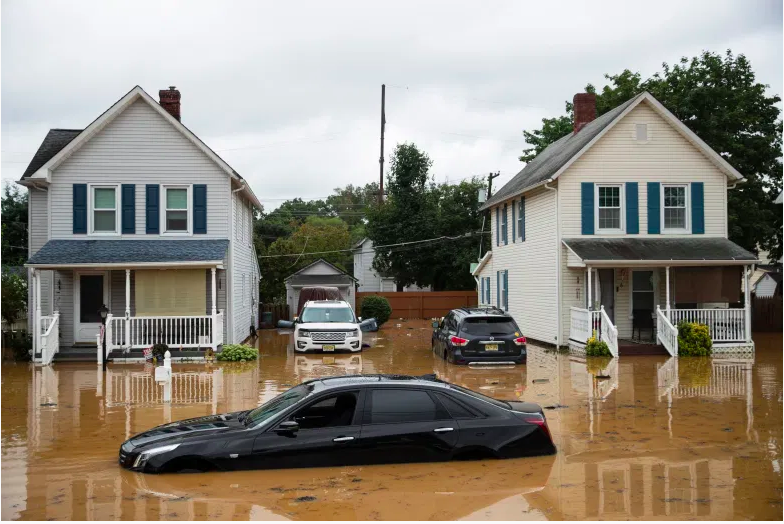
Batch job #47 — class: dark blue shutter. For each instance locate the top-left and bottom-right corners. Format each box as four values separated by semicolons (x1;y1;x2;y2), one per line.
72;184;87;234
495;207;500;246
691;182;704;234
647;182;661;234
626;182;639;234
503;271;508;310
503;204;508;245
496;272;500;308
511;201;516;242
581;183;594;235
121;184;135;234
520;197;526;241
146;184;160;234
486;277;490;303
193;184;207;234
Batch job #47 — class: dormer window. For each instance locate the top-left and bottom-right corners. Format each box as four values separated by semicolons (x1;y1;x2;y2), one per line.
89;184;119;234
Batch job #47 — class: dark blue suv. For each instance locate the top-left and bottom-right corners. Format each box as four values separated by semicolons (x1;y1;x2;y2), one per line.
432;308;526;365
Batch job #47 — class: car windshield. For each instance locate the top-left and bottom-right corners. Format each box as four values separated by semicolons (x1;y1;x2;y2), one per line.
244;384;311;427
449;383;511;409
300;306;355;323
461;317;518;336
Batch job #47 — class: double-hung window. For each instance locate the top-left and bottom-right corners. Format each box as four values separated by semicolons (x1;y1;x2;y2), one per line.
163;185;190;234
596;185;623;233
90;184;119;234
662;184;689;233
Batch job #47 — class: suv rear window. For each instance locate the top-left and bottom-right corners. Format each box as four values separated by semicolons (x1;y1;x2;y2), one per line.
460;317;517;336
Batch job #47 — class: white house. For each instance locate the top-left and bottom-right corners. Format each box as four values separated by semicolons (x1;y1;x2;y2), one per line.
477;92;757;356
19;86;261;364
352;237;430;292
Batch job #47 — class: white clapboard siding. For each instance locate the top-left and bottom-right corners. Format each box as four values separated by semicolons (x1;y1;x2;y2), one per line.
48;99;231;240
231;193;257;344
489;187;558;344
28;188;51;325
560;101;728;238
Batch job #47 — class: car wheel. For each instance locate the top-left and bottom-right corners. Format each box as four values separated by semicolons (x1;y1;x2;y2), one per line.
162;457;215;473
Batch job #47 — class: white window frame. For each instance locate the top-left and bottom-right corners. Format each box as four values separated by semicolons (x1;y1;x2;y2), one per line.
88;184;120;236
595;184;625;234
661;183;690;234
633;122;650;143
160;184;192;235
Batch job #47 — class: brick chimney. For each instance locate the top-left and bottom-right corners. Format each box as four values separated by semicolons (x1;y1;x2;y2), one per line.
573;93;596;134
159;86;181;121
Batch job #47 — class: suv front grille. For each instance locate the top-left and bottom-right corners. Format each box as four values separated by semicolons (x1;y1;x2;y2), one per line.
311;332;347;342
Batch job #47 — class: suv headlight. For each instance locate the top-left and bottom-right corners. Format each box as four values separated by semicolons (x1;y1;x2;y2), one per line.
298;330;310;338
133;443;180;469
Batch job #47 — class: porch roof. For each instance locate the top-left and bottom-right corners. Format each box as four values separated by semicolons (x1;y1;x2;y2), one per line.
562;237;757;266
26;239;229;268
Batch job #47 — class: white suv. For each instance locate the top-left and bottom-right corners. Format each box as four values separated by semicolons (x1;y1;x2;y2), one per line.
294;300;363;353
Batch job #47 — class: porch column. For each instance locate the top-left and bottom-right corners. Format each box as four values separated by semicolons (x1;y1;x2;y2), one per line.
125;269;131;349
32;269;40;355
211;267;217;350
744;264;752;342
587;266;592;310
665;266;671;313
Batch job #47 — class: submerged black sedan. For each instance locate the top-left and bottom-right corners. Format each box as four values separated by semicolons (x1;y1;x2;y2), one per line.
119;374;556;473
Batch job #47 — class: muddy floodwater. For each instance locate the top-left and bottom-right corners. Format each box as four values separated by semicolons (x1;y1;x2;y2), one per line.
2;321;781;520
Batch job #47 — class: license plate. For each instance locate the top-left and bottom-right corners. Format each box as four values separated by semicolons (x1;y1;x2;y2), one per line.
323;345;335;352
323;356;336;364
485;344;498;351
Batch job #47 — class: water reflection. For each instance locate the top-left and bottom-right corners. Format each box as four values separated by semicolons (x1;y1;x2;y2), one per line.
1;325;781;520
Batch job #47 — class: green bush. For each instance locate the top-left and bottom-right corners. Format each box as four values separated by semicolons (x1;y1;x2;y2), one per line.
1;271;27;324
5;333;32;361
151;343;169;361
217;344;258;362
585;331;611;357
360;295;392;326
677;322;712;356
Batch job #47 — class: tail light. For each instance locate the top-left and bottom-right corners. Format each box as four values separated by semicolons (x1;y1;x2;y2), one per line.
449;336;468;346
514;336;527;346
523;413;552;441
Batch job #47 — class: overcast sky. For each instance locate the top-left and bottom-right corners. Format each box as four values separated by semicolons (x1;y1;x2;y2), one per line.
2;0;782;209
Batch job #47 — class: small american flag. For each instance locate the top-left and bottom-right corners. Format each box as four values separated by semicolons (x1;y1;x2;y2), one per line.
143;346;153;361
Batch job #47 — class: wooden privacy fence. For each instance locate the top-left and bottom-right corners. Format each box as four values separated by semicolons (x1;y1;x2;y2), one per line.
356;291;478;319
752;296;782;332
259;303;289;329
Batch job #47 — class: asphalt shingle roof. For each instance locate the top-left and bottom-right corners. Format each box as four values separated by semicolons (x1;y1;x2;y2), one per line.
481;93;645;210
27;239;229;266
287;275;356;286
21;129;83;179
562;237;757;263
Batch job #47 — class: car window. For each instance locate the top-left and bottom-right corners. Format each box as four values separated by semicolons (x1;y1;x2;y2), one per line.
245;384;311;427
448;383;511;410
435;393;479;419
368;389;450;424
288;391;358;429
461;317;518;336
301;306;355;323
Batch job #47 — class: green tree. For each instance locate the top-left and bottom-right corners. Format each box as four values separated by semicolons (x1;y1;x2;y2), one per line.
519;51;782;260
1;183;28;266
1;270;27;324
367;143;484;290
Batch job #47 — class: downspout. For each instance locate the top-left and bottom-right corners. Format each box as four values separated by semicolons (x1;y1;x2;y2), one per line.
544;179;561;347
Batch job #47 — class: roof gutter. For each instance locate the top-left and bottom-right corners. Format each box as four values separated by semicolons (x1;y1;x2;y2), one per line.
576;259;758;267
25;260;224;269
543;179;561;347
480;178;553;211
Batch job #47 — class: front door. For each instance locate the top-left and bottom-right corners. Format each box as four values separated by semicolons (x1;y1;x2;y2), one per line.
598;269;615;322
74;272;109;343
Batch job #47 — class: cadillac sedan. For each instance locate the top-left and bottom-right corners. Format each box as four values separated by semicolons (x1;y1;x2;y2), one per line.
119;374;556;473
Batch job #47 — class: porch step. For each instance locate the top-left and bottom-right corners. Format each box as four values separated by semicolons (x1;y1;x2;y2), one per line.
53;346;99;362
618;343;669;356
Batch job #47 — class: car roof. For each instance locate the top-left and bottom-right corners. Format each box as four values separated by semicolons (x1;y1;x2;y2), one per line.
451;307;511;318
303;373;450;391
303;300;350;308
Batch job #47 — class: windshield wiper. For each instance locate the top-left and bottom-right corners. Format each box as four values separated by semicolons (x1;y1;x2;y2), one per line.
237;410;251;424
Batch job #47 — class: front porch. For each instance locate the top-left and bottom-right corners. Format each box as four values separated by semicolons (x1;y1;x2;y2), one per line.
563;237;757;357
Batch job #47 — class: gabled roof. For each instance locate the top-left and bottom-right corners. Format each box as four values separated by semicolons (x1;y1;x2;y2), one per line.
285;258;358;281
17;86;261;209
481;92;745;210
352;237;370;250
471;250;492;276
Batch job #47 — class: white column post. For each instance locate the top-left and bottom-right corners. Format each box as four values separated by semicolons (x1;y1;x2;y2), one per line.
587;266;592;310
31;269;38;356
211;267;217;350
125;269;131;350
35;268;42;357
665;266;671;314
744;264;751;342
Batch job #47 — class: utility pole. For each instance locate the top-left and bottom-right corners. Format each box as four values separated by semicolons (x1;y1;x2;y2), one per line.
378;84;386;204
479;171;500;260
487;170;500;198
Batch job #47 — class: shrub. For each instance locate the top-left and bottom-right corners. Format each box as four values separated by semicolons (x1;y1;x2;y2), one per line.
1;271;27;324
151;343;169;362
5;333;32;361
217;344;258;362
585;331;611;357
677;322;712;357
360;295;392;326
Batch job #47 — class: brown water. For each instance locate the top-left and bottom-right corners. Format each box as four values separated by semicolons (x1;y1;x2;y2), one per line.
2;322;781;520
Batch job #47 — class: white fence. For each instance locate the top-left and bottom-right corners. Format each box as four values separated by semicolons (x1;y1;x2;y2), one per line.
106;312;224;352
599;306;618;358
39;312;60;365
570;307;591;343
570;306;618;357
668;308;746;343
106;369;221;406
656;306;678;356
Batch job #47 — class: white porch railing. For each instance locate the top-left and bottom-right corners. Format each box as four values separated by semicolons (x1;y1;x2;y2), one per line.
570;306;618;357
39;312;60;366
668;308;746;343
105;369;220;406
570;307;591;343
105;311;224;353
656;306;678;356
599;306;618;358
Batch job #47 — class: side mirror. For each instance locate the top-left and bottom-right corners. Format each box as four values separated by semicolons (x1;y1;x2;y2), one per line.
359;318;378;332
277;320;294;329
357;316;362;322
275;420;299;434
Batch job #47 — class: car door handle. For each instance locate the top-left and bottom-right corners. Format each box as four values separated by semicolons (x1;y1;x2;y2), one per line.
433;427;454;433
333;436;354;442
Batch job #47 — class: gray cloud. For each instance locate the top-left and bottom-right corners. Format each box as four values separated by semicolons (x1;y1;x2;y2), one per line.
2;0;781;206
